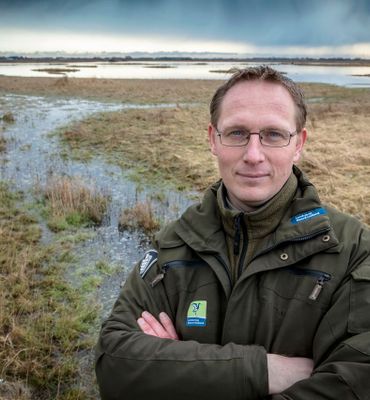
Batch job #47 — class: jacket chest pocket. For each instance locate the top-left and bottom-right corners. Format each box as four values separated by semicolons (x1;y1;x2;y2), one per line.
256;267;333;355
259;267;332;306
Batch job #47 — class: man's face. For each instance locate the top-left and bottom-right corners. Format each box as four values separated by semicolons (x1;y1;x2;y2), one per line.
208;80;307;211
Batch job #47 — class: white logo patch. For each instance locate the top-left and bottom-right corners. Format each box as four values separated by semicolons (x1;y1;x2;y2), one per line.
139;250;158;278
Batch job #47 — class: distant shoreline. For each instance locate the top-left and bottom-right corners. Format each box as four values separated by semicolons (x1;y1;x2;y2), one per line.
2;56;370;67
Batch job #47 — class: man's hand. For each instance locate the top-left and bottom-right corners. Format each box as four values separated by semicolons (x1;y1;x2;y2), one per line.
137;311;179;340
267;353;314;395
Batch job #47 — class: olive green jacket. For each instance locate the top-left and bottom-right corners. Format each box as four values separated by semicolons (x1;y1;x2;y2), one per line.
95;167;370;399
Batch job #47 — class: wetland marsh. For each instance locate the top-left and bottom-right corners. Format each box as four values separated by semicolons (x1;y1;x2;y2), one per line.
0;75;369;399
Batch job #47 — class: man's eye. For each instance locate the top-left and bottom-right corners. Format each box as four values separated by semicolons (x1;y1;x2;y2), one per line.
227;130;246;137
264;130;286;139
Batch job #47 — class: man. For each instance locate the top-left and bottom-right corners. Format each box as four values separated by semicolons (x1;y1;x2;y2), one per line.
95;66;370;399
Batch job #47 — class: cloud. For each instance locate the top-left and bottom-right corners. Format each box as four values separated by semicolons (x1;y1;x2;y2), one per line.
0;0;369;50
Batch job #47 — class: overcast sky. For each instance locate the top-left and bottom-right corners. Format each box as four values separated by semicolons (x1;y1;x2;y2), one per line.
1;0;369;57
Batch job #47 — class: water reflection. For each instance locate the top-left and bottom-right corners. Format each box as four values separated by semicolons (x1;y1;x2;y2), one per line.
1;61;370;87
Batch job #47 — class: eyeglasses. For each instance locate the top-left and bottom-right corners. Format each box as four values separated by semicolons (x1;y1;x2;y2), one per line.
216;128;297;148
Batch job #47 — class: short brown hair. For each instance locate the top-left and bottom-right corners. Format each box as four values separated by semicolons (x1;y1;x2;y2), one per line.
210;66;307;131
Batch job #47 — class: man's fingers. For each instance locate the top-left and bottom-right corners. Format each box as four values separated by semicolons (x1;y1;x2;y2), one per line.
141;311;168;337
137;317;157;337
159;312;178;340
137;311;178;340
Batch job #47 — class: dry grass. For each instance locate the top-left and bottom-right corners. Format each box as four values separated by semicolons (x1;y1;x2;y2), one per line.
42;176;110;231
300;98;370;224
62;106;216;190
1;75;368;225
0;76;219;104
0;182;98;399
1;111;15;123
119;200;160;235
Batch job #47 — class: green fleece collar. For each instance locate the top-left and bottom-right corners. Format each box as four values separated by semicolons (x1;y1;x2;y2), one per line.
217;172;298;242
158;167;337;257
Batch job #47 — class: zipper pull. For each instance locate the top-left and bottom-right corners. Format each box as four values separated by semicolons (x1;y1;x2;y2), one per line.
309;277;324;300
150;266;168;287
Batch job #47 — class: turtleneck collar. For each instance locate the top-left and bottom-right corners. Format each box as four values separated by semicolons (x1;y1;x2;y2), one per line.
217;172;298;241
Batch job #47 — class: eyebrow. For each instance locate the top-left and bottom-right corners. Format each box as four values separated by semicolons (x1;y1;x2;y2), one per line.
221;125;288;132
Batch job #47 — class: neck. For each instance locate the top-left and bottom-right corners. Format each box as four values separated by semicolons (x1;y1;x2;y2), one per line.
225;172;297;215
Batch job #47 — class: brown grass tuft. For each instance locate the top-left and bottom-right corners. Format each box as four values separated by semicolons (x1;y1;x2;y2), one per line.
119;200;160;235
42;176;110;230
1;112;15;123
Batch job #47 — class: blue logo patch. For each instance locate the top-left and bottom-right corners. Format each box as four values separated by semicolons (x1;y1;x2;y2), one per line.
291;207;327;224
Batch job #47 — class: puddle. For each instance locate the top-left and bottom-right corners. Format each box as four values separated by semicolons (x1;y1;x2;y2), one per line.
0;94;198;316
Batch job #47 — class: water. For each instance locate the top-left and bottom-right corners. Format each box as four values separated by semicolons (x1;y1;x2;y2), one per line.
0;94;197;315
1;60;370;87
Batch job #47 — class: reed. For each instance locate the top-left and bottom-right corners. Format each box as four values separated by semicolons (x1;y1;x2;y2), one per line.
119;200;160;235
42;175;110;231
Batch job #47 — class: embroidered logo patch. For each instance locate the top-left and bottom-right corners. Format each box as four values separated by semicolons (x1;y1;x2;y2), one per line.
291;207;327;225
139;250;158;278
186;300;207;327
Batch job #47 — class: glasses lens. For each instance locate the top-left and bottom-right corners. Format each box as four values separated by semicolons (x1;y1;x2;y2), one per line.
260;129;290;147
221;129;249;146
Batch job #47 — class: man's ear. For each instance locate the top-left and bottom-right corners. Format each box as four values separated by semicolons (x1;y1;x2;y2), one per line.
293;128;307;163
208;123;218;156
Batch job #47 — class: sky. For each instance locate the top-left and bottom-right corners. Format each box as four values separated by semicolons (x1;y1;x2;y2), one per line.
0;0;370;58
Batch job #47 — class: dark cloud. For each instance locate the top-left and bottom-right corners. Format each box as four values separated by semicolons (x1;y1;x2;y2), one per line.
1;0;369;47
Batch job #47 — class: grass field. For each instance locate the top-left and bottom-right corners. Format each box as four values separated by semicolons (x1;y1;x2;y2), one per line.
10;76;365;226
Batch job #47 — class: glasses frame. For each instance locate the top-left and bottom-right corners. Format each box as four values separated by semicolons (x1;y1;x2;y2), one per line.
215;128;298;148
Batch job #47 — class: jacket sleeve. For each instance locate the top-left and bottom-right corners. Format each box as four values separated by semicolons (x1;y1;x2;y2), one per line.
95;262;268;400
272;237;370;399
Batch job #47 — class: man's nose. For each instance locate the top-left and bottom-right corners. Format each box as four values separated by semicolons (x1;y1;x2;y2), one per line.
242;134;265;164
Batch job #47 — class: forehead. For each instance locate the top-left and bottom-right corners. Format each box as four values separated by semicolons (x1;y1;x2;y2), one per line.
219;80;296;127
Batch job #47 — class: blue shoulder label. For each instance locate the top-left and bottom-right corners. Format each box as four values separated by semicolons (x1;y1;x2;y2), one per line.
291;207;327;224
139;250;158;278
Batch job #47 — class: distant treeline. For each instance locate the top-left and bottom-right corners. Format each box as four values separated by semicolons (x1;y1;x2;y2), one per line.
1;56;370;66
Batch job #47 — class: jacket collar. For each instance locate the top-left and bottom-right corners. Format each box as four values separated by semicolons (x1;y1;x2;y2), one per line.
158;166;338;259
217;172;298;243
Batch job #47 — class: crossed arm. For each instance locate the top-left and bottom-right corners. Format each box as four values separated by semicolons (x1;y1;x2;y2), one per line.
137;311;314;395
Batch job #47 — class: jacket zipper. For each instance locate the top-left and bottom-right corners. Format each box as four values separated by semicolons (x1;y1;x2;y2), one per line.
233;214;242;255
309;272;332;301
150;264;169;287
289;228;331;243
150;260;209;288
214;254;233;287
232;213;249;279
286;267;332;301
